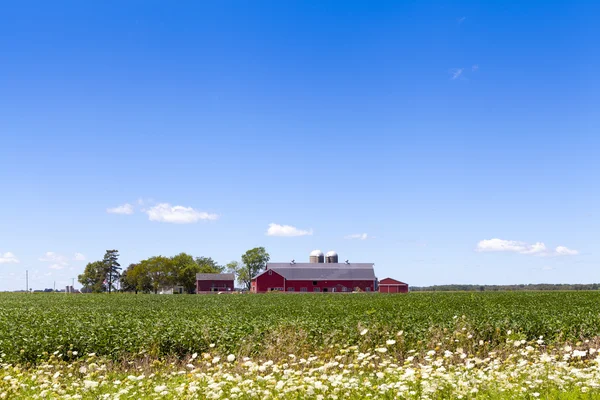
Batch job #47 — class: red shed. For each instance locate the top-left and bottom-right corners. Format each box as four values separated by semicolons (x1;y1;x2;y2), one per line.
196;273;235;293
378;277;409;293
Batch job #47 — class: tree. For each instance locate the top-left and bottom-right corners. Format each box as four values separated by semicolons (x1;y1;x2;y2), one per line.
240;247;270;290
142;256;174;294
195;256;224;273
120;264;137;292
121;263;152;294
225;261;241;289
225;261;239;274
171;253;200;294
78;261;106;293
103;250;121;294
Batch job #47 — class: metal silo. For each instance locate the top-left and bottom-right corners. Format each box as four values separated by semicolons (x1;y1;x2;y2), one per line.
325;251;339;263
309;249;324;263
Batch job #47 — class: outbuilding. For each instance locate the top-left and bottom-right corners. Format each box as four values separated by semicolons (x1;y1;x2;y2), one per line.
196;273;235;293
378;277;409;293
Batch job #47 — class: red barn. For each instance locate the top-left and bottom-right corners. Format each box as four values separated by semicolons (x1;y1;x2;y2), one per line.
196;273;235;293
378;277;409;293
251;262;376;293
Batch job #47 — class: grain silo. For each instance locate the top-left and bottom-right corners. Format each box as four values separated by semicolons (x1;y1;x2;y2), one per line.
309;249;324;263
325;251;339;264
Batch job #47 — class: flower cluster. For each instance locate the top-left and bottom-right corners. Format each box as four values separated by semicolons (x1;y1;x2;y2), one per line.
2;336;600;399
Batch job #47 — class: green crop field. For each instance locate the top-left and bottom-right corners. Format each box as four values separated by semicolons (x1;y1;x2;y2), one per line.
2;292;600;399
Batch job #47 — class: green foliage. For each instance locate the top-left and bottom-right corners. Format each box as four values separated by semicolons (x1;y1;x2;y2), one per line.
102;249;121;293
120;263;152;293
141;256;174;294
225;261;244;288
77;261;106;293
240;247;270;289
120;254;226;294
411;283;600;291
4;291;600;365
173;253;202;294
195;256;224;273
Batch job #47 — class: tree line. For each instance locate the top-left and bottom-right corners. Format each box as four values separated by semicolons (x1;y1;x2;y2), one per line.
78;247;270;294
410;284;600;292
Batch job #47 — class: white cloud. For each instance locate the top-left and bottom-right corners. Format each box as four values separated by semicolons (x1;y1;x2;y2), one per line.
457;16;466;24
0;252;19;264
146;203;219;224
472;64;479;72
476;238;579;257
450;68;464;80
555;246;579;256
73;253;86;261
49;264;65;270
345;233;369;240
520;242;547;255
541;266;555;271
266;223;313;237
476;239;533;253
107;203;134;215
39;252;69;266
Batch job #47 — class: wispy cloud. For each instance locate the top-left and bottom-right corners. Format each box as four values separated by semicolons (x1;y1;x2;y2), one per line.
345;233;369;240
49;264;65;270
146;203;218;224
0;252;19;264
457;16;466;24
39;252;69;266
106;203;134;215
476;239;579;257
450;68;464;80
73;253;86;261
555;246;579;256
472;64;479;72
266;223;313;237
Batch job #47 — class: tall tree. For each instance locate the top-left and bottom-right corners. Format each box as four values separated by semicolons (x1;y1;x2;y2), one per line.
78;261;106;293
121;263;152;294
225;261;241;288
103;250;121;294
240;247;270;290
195;256;224;273
143;256;173;294
171;253;200;294
120;264;137;293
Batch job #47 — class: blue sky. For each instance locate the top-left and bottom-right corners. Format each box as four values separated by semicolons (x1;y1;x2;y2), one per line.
1;1;598;291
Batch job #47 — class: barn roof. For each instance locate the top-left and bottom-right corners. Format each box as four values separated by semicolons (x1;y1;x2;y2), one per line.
256;263;375;281
196;273;235;281
379;277;408;285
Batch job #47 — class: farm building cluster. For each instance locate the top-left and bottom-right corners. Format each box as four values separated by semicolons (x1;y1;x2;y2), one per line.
195;250;408;293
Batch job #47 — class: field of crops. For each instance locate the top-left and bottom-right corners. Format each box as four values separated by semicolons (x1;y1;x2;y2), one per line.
3;292;600;398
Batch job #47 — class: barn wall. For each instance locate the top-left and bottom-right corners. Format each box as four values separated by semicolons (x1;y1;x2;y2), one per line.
284;280;374;293
253;270;285;292
379;285;399;293
196;280;234;292
378;284;408;293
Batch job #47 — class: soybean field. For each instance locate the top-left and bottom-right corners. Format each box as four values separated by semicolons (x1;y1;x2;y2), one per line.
1;291;600;364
